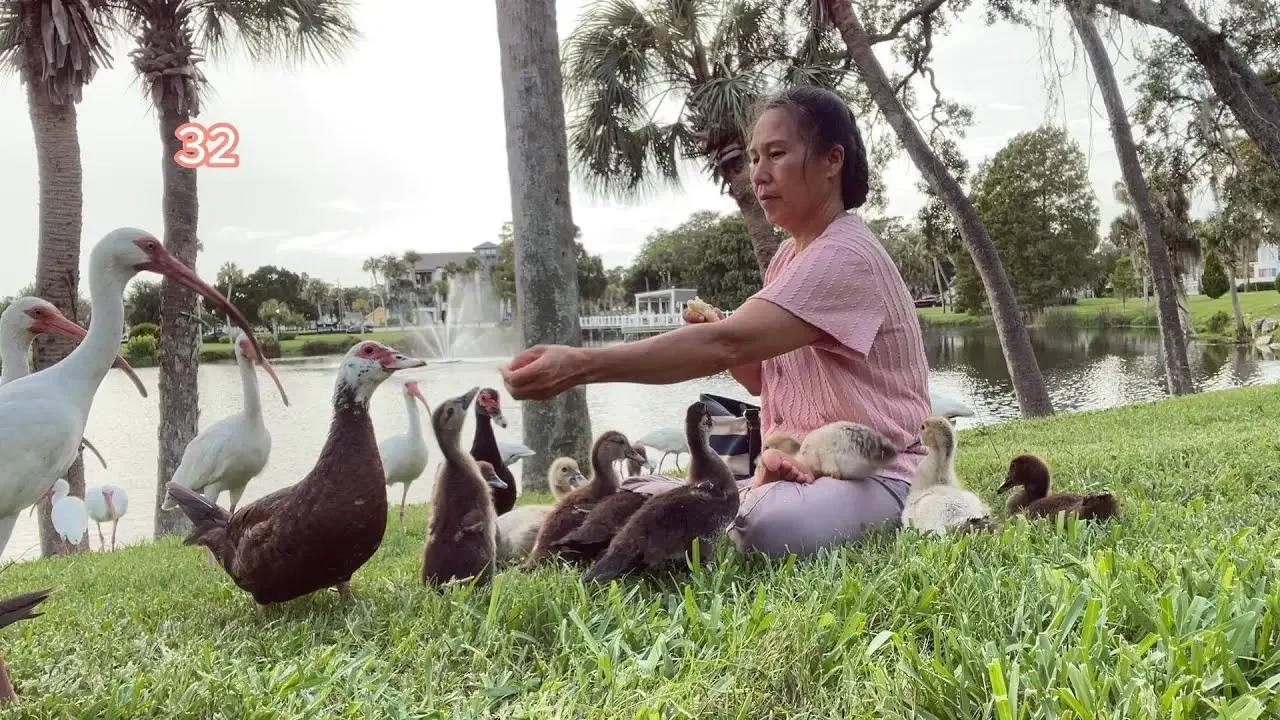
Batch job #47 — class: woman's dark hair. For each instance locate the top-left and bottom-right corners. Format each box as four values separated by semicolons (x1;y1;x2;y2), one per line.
754;86;870;210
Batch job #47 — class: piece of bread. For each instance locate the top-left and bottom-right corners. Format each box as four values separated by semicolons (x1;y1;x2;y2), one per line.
686;296;721;322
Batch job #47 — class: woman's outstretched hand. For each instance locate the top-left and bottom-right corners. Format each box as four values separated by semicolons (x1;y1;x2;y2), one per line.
683;304;724;324
501;345;586;400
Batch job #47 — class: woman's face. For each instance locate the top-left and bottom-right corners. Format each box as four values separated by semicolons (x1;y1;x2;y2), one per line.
748;108;843;231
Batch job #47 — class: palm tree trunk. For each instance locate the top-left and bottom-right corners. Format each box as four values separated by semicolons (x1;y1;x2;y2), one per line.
23;25;89;557
496;0;593;490
726;166;782;273
823;0;1054;417
1070;3;1195;395
1092;0;1280;171
154;101;201;537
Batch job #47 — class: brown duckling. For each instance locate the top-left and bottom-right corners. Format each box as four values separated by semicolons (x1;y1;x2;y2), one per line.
625;441;651;476
998;454;1119;521
582;401;740;583
494;457;585;563
421;388;499;586
549;485;649;564
0;586;54;705
523;431;647;569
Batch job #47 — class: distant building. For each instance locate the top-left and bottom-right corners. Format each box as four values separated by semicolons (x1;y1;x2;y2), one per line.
1182;242;1280;294
407;241;508;324
634;288;698;315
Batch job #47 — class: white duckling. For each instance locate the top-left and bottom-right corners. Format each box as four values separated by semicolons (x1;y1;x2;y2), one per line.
494;457;585;564
84;484;128;551
901;415;993;534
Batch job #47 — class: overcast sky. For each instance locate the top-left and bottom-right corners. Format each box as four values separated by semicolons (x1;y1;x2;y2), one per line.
0;1;1189;296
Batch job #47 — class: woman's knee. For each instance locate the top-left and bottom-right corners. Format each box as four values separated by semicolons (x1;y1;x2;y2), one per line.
728;477;904;557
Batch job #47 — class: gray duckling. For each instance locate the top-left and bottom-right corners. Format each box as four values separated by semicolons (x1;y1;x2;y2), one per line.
421;388;501;586
582;401;740;583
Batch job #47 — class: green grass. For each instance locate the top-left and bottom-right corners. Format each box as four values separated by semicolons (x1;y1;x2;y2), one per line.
918;290;1280;339
5;385;1280;716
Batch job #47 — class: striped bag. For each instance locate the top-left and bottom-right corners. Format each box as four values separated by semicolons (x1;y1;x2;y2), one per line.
699;393;762;481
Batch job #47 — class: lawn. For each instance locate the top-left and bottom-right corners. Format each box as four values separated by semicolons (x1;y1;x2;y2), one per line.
918;289;1280;335
3;385;1280;716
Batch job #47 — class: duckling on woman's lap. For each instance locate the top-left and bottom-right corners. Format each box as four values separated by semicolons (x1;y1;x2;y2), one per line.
620;470;908;557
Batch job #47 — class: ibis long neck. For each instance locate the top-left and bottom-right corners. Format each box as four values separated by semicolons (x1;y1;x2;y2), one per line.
404;393;423;441
238;352;263;422
56;266;129;413
0;332;31;385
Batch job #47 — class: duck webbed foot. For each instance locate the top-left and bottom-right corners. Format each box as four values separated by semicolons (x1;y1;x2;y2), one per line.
336;581;354;600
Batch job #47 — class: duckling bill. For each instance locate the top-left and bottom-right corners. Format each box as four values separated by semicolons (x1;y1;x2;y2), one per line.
582;401;739;583
421;387;499;586
998;454;1119;521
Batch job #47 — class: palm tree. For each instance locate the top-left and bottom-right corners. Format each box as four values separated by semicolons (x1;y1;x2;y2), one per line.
121;0;359;537
562;0;852;272
0;0;114;556
821;0;1054;417
1069;1;1193;396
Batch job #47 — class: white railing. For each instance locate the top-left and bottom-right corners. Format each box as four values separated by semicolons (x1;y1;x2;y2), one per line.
580;310;734;331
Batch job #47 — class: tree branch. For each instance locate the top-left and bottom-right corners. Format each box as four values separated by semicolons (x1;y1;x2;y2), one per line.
870;0;948;44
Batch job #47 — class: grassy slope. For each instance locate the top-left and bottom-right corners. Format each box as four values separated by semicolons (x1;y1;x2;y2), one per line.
918;290;1280;331
3;385;1280;717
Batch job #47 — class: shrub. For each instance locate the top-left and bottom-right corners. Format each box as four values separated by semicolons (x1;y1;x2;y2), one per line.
254;334;282;359
1204;310;1232;335
199;347;235;363
128;322;159;339
278;332;297;342
1200;253;1229;299
123;335;158;366
300;336;357;356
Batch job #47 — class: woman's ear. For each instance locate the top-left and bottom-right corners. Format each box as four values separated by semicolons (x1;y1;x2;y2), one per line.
827;143;845;181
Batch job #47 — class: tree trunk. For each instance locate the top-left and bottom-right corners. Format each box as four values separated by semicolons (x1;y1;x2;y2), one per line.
1092;0;1280;171
495;0;593;491
23;27;89;558
823;0;1055;417
726;165;782;273
154;101;201;537
1070;3;1195;395
1226;260;1246;338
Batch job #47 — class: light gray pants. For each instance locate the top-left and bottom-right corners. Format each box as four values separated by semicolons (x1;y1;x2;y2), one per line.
619;473;910;558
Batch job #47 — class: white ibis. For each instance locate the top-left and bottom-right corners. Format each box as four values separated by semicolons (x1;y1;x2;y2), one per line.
84;484;128;551
0;296;147;469
379;378;429;524
497;441;535;467
164;331;273;516
33;478;87;546
0;227;280;557
636;427;688;472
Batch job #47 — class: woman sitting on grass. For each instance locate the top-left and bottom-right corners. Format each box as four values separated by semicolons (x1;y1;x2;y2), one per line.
500;85;932;557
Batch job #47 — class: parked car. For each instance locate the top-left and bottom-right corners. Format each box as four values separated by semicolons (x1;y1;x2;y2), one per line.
914;294;942;308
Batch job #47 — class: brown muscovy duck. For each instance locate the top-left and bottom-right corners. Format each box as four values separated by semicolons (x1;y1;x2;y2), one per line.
470;388;516;515
0;587;54;704
165;340;425;604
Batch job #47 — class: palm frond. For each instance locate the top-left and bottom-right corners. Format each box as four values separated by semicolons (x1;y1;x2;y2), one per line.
189;0;358;66
1;0;116;101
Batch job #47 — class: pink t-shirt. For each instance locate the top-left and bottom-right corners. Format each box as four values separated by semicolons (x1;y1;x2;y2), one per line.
753;212;932;483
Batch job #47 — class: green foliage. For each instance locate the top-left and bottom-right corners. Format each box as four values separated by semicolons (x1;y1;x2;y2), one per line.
491;222;610;311
628;210;763;311
1108;255;1141;309
1199;252;1229;299
968;126;1102;314
6;384;1280;715
1204;310;1232;335
254;334;281;359
123;335;158;367
128;322;159;339
124;281;162;327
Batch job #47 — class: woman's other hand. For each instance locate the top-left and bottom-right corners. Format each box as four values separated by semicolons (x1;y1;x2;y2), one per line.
501;345;587;400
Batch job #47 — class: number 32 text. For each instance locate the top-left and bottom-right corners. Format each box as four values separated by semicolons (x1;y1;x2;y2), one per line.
174;122;241;169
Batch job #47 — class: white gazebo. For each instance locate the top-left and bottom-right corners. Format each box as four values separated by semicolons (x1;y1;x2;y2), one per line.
634;288;698;315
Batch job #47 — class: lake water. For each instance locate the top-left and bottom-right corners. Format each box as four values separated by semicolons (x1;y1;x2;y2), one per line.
3;325;1277;562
